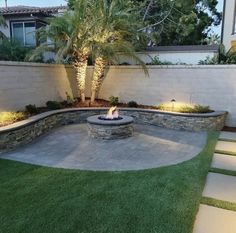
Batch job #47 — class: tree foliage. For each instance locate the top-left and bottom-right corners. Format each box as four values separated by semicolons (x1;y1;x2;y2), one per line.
0;39;31;61
68;0;221;47
0;14;8;40
135;0;221;46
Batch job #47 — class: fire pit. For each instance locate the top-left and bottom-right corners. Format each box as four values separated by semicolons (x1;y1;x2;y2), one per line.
87;107;134;139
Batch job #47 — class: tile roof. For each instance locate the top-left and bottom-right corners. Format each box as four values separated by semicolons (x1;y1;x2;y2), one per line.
0;5;67;16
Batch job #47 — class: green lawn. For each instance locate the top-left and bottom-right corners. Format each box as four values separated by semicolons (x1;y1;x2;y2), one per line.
0;132;218;233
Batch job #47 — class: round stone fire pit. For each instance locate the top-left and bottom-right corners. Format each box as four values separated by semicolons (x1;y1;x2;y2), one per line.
87;115;134;139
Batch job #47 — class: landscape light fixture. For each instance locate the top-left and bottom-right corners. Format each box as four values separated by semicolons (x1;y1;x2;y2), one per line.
171;99;176;111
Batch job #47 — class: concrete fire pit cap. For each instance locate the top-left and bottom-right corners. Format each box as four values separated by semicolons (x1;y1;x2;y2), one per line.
87;115;134;126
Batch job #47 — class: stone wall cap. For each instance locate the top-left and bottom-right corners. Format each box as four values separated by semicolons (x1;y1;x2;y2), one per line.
0;108;227;134
1;61;236;69
87;115;134;126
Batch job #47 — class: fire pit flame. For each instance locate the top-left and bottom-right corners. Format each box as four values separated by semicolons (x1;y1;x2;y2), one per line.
106;106;119;120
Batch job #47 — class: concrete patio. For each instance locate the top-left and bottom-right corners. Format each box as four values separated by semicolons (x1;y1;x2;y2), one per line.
0;123;207;171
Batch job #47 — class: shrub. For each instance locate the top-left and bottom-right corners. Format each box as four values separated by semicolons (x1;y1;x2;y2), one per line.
0;111;27;126
25;104;38;114
128;101;138;108
199;44;236;65
46;101;62;110
66;92;74;106
157;103;213;113
190;104;212;113
146;56;173;65
0;38;31;61
109;96;119;106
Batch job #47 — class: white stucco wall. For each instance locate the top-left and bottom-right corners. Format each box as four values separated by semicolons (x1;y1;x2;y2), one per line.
90;65;236;126
0;61;76;111
0;62;236;126
119;51;216;65
222;0;236;50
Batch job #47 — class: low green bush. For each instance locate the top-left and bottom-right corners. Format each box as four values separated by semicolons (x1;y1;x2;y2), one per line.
128;101;138;108
25;104;38;114
109;96;119;106
66;92;75;106
157;103;213;113
46;101;62;110
0;111;27;126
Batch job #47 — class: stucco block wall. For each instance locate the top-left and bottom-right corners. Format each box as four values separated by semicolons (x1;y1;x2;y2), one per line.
94;65;236;126
0;62;236;126
0;61;76;111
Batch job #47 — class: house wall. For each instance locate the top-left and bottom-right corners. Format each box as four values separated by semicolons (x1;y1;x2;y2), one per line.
119;50;217;65
0;16;36;38
0;61;236;126
222;0;236;50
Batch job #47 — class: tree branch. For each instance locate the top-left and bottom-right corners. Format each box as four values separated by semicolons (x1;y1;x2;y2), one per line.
143;0;154;21
138;1;175;32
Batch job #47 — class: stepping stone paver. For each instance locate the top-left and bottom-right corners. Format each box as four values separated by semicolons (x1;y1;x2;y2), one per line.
203;172;236;203
193;204;236;233
219;131;236;142
215;141;236;154
212;153;236;171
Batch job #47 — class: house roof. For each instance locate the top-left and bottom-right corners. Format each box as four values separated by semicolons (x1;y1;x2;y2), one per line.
146;45;219;52
0;5;67;16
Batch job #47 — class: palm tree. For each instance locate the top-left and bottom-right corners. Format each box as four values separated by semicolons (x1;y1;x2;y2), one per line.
0;15;7;40
30;0;97;102
90;0;147;102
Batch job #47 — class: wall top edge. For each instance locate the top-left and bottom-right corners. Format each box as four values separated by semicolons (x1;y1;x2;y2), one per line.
0;108;227;134
1;61;236;69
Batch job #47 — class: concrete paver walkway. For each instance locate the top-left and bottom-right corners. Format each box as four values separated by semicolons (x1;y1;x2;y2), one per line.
203;173;236;203
219;131;236;142
193;131;236;233
193;205;236;233
0;124;206;171
215;141;236;154
212;153;236;171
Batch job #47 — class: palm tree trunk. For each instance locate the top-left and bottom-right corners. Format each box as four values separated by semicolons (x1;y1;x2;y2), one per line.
73;53;88;102
91;56;106;103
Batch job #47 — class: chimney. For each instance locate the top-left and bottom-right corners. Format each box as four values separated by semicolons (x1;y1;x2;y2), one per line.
5;0;8;8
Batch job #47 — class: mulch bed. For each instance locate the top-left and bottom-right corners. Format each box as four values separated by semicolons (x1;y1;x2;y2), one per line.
74;98;158;109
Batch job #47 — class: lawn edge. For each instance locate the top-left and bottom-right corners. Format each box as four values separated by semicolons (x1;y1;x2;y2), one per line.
201;196;236;212
209;167;236;176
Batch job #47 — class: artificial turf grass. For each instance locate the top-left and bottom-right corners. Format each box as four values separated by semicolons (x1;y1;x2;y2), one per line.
0;132;219;233
210;167;236;177
201;196;236;212
218;138;236;143
214;150;236;156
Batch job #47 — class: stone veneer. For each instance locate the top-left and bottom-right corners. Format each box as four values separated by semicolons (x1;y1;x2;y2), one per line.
87;115;134;139
0;108;227;152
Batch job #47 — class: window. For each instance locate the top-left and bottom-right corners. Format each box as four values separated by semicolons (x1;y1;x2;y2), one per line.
11;21;36;46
